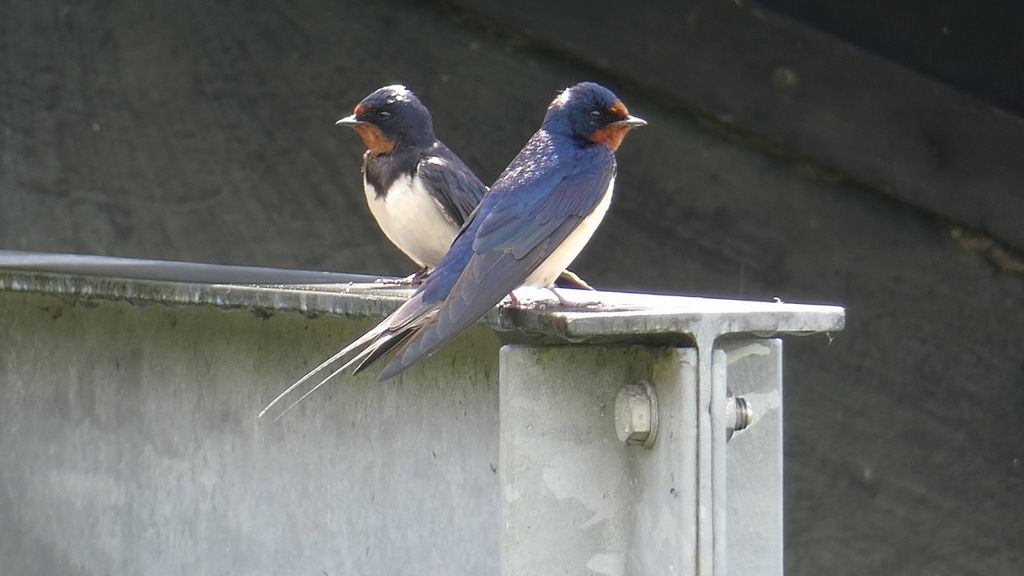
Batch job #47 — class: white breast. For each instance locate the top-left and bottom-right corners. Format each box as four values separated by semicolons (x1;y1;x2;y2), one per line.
524;176;615;288
364;174;462;270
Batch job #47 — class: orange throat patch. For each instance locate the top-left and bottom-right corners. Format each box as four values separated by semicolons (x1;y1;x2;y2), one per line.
353;124;395;155
590;123;633;151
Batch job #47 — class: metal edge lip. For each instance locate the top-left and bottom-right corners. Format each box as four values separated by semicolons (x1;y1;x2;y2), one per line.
0;252;847;340
0;269;409;320
0;250;378;285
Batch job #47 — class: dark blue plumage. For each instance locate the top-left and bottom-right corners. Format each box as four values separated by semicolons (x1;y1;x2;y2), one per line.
337;85;486;279
260;82;644;418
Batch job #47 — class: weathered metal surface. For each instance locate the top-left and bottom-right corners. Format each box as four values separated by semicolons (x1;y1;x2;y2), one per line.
722;339;785;576
499;345;653;576
0;250;376;284
499;289;845;341
0;259;841;575
0;259;844;343
0;288;502;576
499;340;785;576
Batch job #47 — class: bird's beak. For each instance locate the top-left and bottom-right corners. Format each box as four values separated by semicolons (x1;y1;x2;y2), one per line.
336;114;363;127
616;115;647;128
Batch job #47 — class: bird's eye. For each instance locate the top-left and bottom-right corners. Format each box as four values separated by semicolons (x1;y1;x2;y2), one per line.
589;110;603;119
377;110;392;120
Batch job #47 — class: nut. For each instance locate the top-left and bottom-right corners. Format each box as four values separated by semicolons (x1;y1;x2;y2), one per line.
614;381;658;447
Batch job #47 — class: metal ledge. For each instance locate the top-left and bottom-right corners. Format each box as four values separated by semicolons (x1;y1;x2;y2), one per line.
0;251;845;576
0;251;844;344
497;290;844;343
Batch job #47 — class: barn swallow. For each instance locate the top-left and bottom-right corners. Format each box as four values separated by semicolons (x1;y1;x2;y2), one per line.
337;85;594;289
336;85;486;283
262;82;644;418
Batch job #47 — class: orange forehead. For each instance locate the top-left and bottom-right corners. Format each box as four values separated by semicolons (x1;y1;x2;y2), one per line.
354;103;367;116
608;101;629;118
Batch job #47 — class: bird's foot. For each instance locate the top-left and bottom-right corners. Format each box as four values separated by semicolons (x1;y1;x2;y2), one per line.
544;287;603;308
503;289;523;308
502;286;603;310
375;268;429;286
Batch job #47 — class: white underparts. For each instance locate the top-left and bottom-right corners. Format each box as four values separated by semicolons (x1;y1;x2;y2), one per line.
364;174;461;270
524;176;615;288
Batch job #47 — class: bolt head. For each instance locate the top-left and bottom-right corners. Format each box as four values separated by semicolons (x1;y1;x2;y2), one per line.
615;383;654;445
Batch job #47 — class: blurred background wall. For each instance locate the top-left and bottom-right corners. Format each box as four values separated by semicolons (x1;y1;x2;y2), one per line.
1;0;1021;573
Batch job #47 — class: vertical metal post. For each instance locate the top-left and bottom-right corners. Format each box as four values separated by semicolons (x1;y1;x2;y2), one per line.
723;338;784;576
500;344;702;575
499;344;636;576
690;334;728;576
626;346;700;574
712;346;730;576
499;339;784;576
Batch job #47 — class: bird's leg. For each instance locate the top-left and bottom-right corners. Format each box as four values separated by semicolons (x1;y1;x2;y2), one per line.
506;289;522;307
555;269;595;290
406;267;430;284
507;287;568;310
502;286;540;308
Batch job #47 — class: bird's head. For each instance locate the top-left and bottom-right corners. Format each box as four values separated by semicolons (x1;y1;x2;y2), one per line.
337;85;435;155
544;82;646;151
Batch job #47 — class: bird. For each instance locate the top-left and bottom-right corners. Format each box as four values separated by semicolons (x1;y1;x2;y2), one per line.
337;84;594;289
261;81;645;419
336;84;486;284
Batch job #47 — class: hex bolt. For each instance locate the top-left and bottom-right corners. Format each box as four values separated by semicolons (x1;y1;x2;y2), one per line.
614;381;659;448
725;395;753;440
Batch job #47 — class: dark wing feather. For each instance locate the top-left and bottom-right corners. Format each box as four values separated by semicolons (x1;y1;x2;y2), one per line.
416;143;488;225
376;218;581;381
350;327;417;374
375;145;617;381
471;145;615;257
